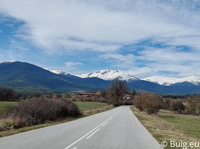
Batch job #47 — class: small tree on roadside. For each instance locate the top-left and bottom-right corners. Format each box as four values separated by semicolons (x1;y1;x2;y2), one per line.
108;79;129;107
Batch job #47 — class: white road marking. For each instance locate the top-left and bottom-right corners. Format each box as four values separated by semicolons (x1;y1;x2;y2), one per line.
72;147;77;149
102;122;108;126
64;110;121;149
86;128;100;139
101;121;108;126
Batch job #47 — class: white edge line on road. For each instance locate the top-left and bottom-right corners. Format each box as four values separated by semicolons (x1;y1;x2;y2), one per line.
86;128;100;139
64;110;121;149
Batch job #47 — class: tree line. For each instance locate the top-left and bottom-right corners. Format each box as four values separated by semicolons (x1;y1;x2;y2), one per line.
0;87;19;101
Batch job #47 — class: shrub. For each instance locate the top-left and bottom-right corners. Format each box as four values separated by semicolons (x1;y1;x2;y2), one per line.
0;97;81;128
133;91;164;114
171;100;185;114
163;99;171;110
186;95;199;115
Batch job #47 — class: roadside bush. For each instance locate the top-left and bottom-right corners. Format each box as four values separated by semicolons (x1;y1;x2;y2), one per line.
186;95;199;115
163;99;171;110
171;100;185;114
0;97;81;128
133;91;164;114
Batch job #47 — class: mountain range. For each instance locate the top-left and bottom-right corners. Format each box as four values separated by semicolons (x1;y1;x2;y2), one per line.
0;61;200;95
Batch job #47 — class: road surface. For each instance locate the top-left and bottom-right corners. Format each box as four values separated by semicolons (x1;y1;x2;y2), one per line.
0;106;161;149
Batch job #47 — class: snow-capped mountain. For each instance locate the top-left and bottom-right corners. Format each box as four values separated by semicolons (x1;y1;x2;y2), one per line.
141;76;200;86
141;76;179;86
176;76;200;86
0;61;16;64
77;70;139;82
44;68;69;75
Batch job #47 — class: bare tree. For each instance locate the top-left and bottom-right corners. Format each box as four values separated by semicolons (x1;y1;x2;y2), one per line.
108;79;129;107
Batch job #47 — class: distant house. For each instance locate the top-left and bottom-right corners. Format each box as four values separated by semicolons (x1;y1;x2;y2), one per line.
79;91;101;97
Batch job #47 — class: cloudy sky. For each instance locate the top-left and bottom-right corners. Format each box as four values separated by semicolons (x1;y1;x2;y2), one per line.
0;0;200;78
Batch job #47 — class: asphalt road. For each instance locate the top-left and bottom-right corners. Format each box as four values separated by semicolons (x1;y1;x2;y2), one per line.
0;106;161;149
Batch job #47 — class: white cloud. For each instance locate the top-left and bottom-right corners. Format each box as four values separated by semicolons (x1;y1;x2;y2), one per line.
0;0;200;53
0;0;200;77
65;61;83;70
100;46;200;78
16;47;29;51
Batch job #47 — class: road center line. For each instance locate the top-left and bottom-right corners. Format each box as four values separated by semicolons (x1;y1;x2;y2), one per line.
64;110;121;149
86;128;100;139
102;122;108;126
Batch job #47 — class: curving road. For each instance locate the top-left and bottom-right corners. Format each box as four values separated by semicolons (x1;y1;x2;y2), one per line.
0;106;161;149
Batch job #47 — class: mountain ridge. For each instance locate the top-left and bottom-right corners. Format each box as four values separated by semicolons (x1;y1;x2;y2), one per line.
1;61;200;95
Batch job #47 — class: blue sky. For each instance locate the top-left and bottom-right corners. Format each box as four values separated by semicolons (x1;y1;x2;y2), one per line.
0;0;200;78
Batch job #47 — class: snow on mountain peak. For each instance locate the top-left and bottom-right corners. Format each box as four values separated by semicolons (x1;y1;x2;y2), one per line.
141;76;200;86
141;76;179;86
44;68;69;75
77;70;139;82
177;76;200;85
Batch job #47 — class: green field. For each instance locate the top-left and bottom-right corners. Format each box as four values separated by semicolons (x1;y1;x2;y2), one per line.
0;101;109;113
74;101;109;111
0;101;18;113
159;111;200;139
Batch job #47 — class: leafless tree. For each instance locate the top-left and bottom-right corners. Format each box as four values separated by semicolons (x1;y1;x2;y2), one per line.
108;79;129;106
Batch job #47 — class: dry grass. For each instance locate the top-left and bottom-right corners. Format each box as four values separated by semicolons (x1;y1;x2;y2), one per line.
131;106;200;149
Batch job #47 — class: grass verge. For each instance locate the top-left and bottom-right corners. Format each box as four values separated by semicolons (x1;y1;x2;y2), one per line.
130;106;200;149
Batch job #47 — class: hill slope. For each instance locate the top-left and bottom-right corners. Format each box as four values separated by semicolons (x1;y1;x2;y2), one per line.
0;61;105;94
